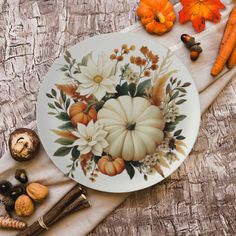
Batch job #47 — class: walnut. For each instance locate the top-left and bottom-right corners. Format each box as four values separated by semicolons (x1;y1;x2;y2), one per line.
26;183;48;203
15;195;34;217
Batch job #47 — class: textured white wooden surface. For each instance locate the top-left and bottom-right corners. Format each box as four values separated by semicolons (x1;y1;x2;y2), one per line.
0;0;236;235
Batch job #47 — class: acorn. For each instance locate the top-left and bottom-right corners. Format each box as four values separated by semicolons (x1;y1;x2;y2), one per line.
15;169;28;184
8;128;40;162
181;34;203;61
9;185;26;201
0;181;12;196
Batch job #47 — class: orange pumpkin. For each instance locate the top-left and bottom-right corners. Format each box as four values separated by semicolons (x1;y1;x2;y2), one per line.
137;0;176;35
69;102;97;127
97;156;125;176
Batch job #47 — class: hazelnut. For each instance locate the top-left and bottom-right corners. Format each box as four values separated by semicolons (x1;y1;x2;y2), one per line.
9;128;40;162
15;194;34;217
26;183;48;203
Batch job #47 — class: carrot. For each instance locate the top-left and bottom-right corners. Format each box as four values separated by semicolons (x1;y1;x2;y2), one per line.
220;7;236;48
227;46;236;69
211;7;236;76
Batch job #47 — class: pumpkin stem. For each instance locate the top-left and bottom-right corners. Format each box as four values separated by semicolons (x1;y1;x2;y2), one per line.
84;102;96;114
126;122;136;130
154;12;165;24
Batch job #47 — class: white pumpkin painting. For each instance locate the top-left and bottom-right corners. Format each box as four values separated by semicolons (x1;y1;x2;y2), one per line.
98;96;164;161
46;43;191;182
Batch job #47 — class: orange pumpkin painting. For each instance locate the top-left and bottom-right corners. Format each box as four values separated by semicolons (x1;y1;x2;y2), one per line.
69;102;97;127
98;156;125;176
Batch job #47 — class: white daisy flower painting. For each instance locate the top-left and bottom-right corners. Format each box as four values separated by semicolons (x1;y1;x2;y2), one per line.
76;53;117;101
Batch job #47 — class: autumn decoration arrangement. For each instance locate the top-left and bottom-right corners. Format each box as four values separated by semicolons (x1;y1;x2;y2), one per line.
0;128;90;233
0;169;48;230
136;0;236;76
47;44;190;181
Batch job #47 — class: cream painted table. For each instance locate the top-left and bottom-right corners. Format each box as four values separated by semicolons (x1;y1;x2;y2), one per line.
0;0;236;235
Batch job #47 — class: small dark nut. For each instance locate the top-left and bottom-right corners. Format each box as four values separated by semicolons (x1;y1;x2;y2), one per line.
9;128;40;162
0;181;12;196
2;196;15;212
15;169;28;184
9;185;26;201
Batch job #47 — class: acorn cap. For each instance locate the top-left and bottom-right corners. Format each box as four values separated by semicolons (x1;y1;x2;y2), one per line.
185;38;196;48
8;128;40;162
190;44;203;53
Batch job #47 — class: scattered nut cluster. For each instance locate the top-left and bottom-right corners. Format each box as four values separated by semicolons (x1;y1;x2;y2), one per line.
0;169;48;218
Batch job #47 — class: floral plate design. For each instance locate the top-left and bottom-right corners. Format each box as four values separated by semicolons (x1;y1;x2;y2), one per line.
36;33;200;193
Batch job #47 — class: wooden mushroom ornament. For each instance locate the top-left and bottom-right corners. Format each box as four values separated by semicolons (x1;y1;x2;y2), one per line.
8;128;40;161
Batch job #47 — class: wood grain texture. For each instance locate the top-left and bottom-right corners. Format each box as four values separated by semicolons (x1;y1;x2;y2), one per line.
1;0;236;235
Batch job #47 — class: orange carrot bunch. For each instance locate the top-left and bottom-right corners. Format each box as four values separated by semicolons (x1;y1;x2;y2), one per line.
211;7;236;76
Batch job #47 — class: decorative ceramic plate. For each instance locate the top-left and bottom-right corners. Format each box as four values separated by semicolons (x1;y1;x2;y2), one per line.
37;32;200;193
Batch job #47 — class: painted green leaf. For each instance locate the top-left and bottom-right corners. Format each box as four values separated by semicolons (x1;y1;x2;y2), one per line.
182;82;191;87
179;94;186;97
48;112;57;115
46;93;54;98
65;50;71;58
65;99;71;110
54;146;72;156
176;99;187;105
81;52;92;66
129;83;136;97
64;55;71;64
129;161;143;167
174;129;182;136
55;138;74;145
48;103;56;109
176;87;187;93
58;122;74;130
51;89;57;97
175;115;187;122
136;79;151;96
116;82;129;96
170;91;179;101
176;136;185;140
55;112;70;121
164;125;176;132
172;78;177;84
94;156;102;164
61;91;66;103
71;146;80;159
54;101;62;109
125;162;135;179
166;83;171;94
60;67;68;72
